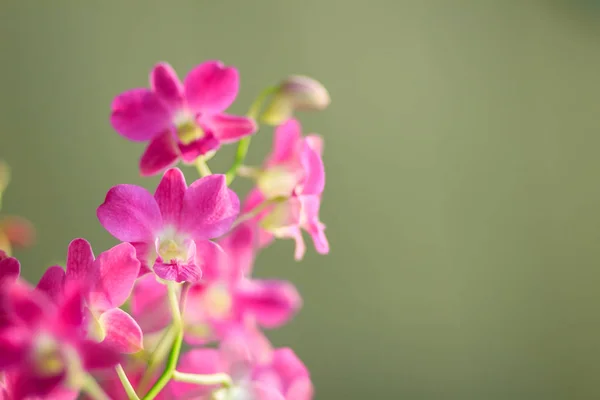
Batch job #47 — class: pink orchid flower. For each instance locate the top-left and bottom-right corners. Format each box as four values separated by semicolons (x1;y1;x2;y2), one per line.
172;332;313;400
245;118;328;260
130;223;301;344
97;168;239;283
0;267;120;400
35;239;143;354
110;61;257;176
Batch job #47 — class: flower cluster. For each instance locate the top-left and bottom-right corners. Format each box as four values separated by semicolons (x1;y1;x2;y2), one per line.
0;60;329;399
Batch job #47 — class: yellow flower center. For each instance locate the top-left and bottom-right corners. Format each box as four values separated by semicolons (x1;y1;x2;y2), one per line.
203;285;233;319
257;166;298;199
174;111;204;144
33;335;65;376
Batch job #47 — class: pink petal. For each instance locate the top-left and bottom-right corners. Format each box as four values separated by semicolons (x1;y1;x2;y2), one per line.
252;382;286;400
89;243;140;311
150;62;184;110
99;308;143;354
79;340;121;370
184;61;240;114
193;240;225;282
97;184;163;243
154;168;187;227
305;134;323;156
58;286;84;329
131;241;154;276
205;113;257;143
7;282;47;327
286;377;314;400
218;222;257;279
271;348;310;383
140;130;181;177
179;175;240;241
9;369;65;400
110;88;172;142
297;141;325;196
65;238;95;290
0;327;28;369
299;196;329;255
237;280;301;328
36;266;65;304
130;274;170;333
177;135;220;163
153;260;201;283
0;256;20;284
171;349;224;398
267;119;302;166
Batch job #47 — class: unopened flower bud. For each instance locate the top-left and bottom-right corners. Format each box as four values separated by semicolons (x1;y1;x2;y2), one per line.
261;75;330;125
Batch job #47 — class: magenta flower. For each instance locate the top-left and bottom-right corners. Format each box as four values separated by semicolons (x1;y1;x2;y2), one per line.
172;333;313;400
245;119;328;260
130;223;301;344
0;278;120;399
35;239;143;354
110;61;257;176
97;168;239;283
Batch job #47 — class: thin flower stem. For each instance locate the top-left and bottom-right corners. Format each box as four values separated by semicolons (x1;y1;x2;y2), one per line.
225;86;278;185
172;371;232;388
81;374;110;400
194;156;212;177
116;364;140;400
141;283;187;400
137;325;176;394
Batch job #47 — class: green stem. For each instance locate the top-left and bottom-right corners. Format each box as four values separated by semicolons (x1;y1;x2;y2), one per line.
172;371;232;387
225;86;278;185
137;326;176;394
116;364;140;400
81;374;110;400
194;156;212;177
141;284;186;400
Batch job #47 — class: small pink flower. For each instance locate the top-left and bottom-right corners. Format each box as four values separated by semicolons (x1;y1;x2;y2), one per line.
36;239;143;354
0;216;35;257
172;332;313;400
97;168;239;283
245;119;328;260
130;223;301;344
110;61;257;176
0;274;120;399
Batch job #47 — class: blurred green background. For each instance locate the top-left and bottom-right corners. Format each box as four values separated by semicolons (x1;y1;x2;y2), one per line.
2;1;600;399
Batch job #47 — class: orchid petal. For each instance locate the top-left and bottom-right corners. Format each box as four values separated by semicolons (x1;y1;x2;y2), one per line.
205;113;257;143
131;275;170;333
89;243;140;311
171;349;224;398
267;119;302;166
140;130;180;177
36;266;65;304
0;256;20;285
184;61;239;114
150;62;184;110
154;168;187;227
99;308;143;354
97;184;162;243
79;340;121;370
65;238;94;290
110;89;171;142
180;175;239;240
238;280;301;328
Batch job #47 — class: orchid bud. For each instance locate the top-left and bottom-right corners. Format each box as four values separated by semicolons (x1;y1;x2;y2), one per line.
261;75;330;125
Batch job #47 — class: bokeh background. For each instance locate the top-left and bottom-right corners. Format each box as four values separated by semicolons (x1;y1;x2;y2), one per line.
2;1;600;399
